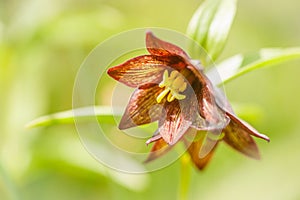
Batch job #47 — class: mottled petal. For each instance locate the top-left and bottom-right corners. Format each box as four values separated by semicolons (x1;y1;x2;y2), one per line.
184;88;216;131
192;76;229;129
226;111;270;142
108;55;185;88
213;86;270;143
144;137;173;163
146;31;191;61
107;55;164;88
184;132;218;170
223;113;263;159
158;100;192;145
182;85;227;131
119;86;165;129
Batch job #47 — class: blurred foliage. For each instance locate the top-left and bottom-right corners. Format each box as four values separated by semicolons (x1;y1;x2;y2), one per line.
187;0;236;64
1;0;300;200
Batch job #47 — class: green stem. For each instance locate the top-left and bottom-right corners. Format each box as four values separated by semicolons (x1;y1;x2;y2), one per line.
179;153;191;200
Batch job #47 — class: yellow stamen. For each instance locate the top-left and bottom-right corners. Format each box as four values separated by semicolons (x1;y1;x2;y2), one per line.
156;70;187;103
167;92;175;102
156;88;170;103
178;82;187;92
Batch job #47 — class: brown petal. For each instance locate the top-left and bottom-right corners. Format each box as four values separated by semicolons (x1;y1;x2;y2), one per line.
107;55;187;88
146;31;191;61
119;85;165;129
183;87;216;131
107;55;166;88
184;132;218;170
144;137;173;163
158;100;192;145
192;76;229;129
226;111;270;142
223;113;264;159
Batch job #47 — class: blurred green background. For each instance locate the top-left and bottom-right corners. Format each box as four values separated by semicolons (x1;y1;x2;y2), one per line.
1;0;300;199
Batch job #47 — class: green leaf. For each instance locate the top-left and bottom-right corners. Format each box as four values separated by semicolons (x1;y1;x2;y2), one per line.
26;106;122;128
209;47;300;85
187;0;236;64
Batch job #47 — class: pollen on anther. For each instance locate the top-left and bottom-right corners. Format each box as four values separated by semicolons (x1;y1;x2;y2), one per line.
156;70;187;103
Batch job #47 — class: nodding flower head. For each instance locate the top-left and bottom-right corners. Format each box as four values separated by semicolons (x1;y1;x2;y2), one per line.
107;31;269;170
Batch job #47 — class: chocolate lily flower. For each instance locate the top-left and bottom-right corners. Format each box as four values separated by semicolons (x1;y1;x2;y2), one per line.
107;31;269;170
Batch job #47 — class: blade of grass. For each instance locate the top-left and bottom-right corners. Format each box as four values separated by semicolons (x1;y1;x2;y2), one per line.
207;47;300;85
26;106;122;128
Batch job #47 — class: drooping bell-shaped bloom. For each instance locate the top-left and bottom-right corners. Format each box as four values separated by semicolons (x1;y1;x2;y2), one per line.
107;31;269;170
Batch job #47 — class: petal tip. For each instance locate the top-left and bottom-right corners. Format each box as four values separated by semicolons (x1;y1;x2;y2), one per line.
146;133;162;145
195;164;208;171
225;111;270;142
146;30;154;36
107;67;119;80
250;151;261;160
118;123;127;130
144;138;171;163
265;137;270;143
106;67;113;76
143;153;160;164
118;118;135;130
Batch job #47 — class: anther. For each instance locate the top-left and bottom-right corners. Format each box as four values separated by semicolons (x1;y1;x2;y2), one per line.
156;70;187;103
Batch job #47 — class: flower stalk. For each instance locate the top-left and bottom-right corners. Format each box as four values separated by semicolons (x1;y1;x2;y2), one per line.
179;153;191;200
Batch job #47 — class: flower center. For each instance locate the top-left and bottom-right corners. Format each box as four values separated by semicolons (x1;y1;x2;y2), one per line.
156;70;187;103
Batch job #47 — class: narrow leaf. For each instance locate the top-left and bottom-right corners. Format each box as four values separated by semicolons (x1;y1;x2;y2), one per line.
26;106;122;128
205;0;236;60
187;0;236;63
208;47;300;85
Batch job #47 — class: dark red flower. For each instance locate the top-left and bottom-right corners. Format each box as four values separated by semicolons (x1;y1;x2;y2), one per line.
107;31;269;170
